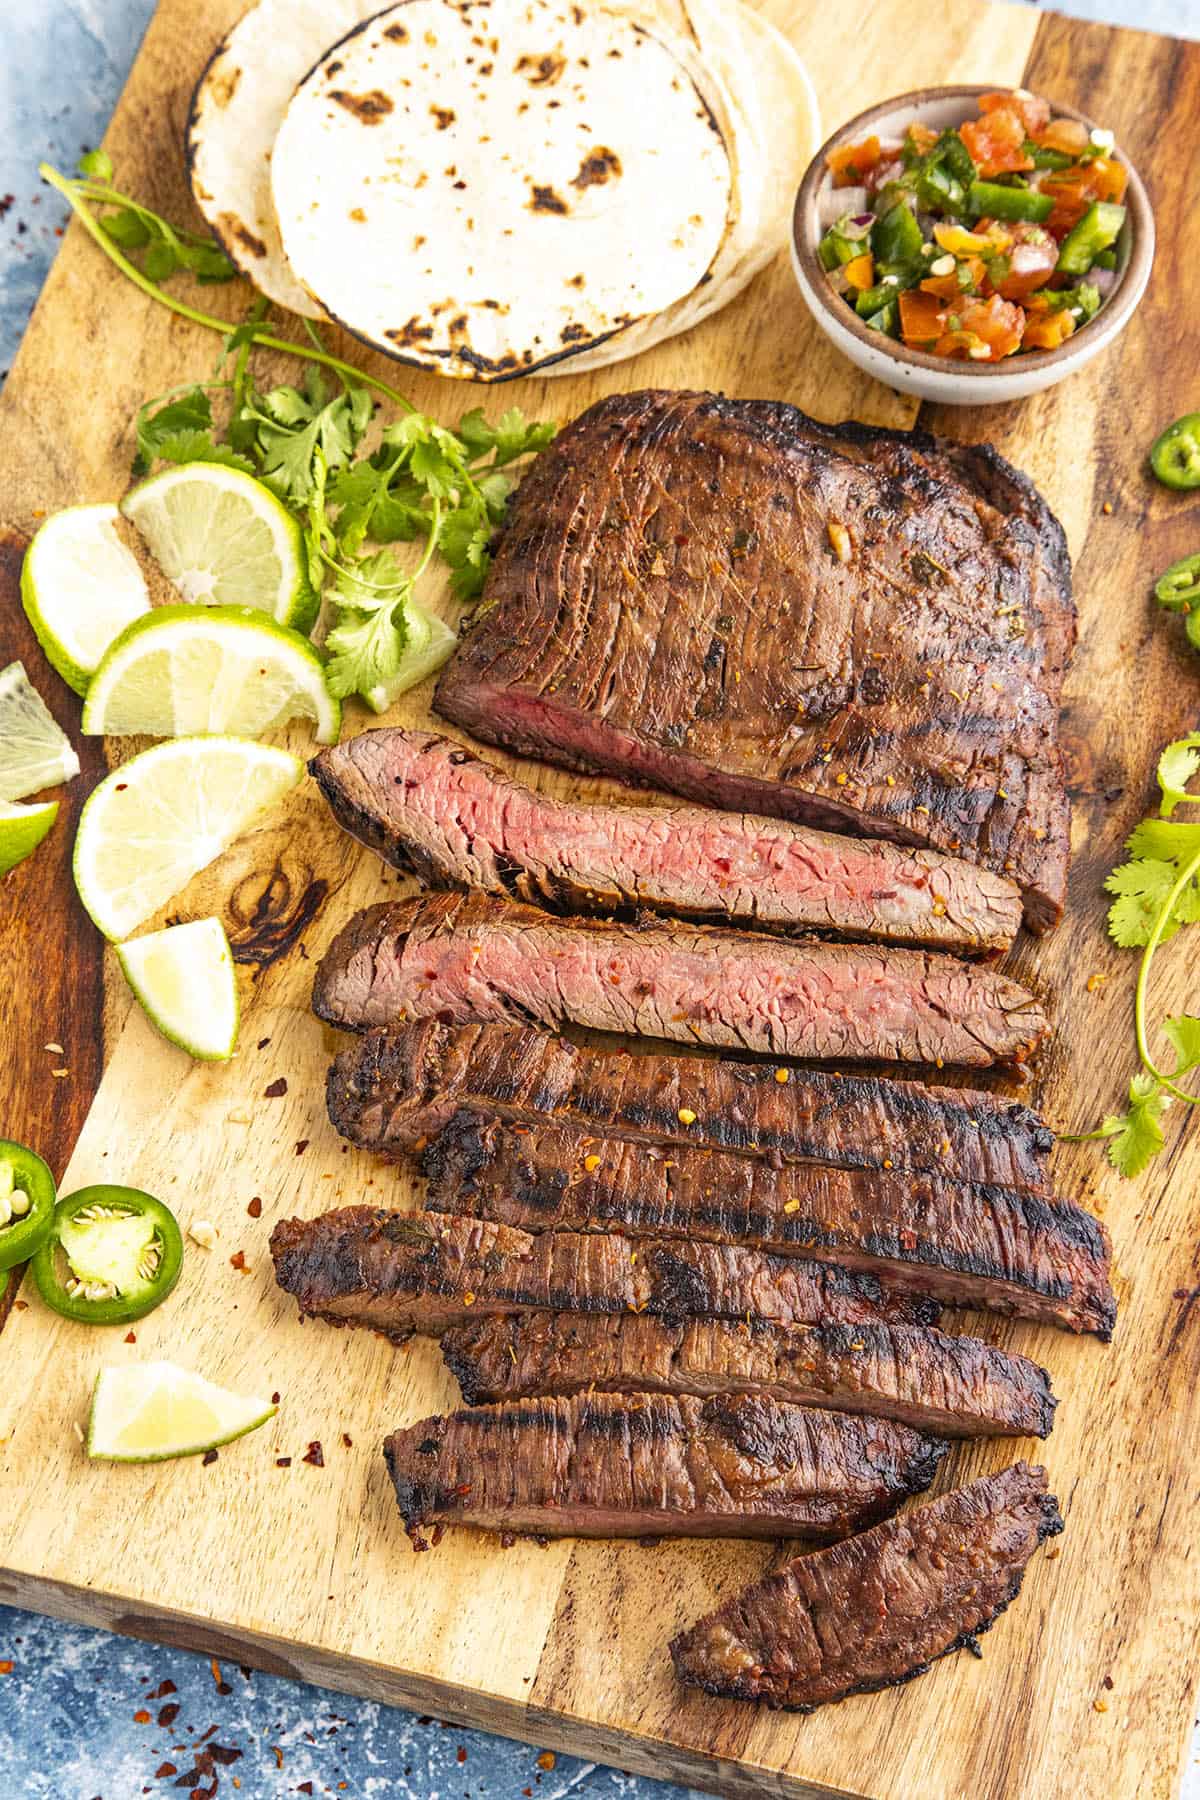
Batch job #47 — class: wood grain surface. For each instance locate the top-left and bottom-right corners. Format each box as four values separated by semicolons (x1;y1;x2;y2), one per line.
1;3;1199;1797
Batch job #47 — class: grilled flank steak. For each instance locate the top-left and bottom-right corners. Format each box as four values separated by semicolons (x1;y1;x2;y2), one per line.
439;1312;1057;1440
434;391;1074;931
313;891;1047;1070
326;1020;1057;1194
670;1461;1063;1710
382;1391;948;1548
424;1113;1115;1337
269;1207;936;1342
309;727;1024;954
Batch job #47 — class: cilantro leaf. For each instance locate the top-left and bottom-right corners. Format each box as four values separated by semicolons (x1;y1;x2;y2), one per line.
1126;817;1200;865
1157;734;1200;817
131;386;254;478
1163;1014;1200;1077
457;406;556;467
147;431;254;473
77;148;114;183
323;550;412;700
1105;858;1181;948
1100;1072;1171;1178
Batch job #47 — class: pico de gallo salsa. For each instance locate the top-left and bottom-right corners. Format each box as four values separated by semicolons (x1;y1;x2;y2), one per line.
818;90;1128;361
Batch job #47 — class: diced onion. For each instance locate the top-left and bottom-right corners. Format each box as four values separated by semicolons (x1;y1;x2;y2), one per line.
818;186;869;228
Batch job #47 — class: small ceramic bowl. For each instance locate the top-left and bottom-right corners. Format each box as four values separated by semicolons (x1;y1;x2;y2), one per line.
791;85;1154;404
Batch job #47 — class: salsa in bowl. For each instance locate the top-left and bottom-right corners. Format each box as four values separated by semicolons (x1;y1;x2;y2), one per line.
791;86;1153;404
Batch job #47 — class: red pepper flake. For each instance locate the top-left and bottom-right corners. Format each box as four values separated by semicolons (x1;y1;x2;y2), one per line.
155;1765;177;1779
229;1250;247;1271
297;1785;314;1796
210;1657;224;1688
151;1680;177;1699
158;1702;180;1726
271;1391;281;1405
264;1077;288;1098
294;1140;309;1156
0;1661;12;1675
202;1449;218;1467
272;1747;285;1769
342;1432;353;1448
134;1708;151;1723
257;1037;271;1050
276;1456;292;1468
13;1300;27;1311
456;1747;468;1764
247;1197;263;1219
303;1440;325;1467
537;1753;556;1771
124;1331;137;1343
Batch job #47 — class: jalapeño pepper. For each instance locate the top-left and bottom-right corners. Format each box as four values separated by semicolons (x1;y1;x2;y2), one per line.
1150;416;1200;491
966;179;1054;224
0;1139;56;1271
32;1185;183;1324
1056;201;1126;275
872;201;924;265
1155;553;1200;609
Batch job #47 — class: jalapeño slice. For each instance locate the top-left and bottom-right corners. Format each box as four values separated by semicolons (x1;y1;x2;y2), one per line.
33;1186;183;1324
0;1139;56;1272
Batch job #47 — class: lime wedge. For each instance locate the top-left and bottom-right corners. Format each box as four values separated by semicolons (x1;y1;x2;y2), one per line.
82;605;339;745
363;600;458;715
88;1361;277;1462
21;504;151;695
116;917;239;1060
121;464;319;634
73;736;304;940
0;797;58;876
0;660;80;801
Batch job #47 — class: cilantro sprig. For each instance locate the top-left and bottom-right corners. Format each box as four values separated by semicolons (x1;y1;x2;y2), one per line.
1065;736;1200;1176
44;154;556;705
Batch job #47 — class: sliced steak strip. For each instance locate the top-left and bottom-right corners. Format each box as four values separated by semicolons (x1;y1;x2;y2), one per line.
383;1391;947;1547
424;1114;1114;1337
440;1313;1057;1439
310;727;1022;954
670;1461;1063;1709
269;1207;935;1342
313;892;1046;1071
434;391;1073;930
327;1020;1056;1194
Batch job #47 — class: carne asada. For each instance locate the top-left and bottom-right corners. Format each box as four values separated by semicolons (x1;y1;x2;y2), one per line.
310;727;1023;954
434;391;1074;930
425;1113;1115;1336
327;1020;1056;1194
670;1460;1063;1709
269;1206;935;1341
313;892;1047;1070
383;1390;947;1547
440;1312;1057;1439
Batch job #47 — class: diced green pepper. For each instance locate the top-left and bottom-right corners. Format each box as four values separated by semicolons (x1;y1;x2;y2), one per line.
818;215;872;271
1094;248;1117;270
1056;201;1126;274
1025;142;1074;170
854;281;901;318
916;161;965;216
932;128;977;188
872;177;917;218
1150;415;1200;491
872;201;923;265
862;300;899;337
1035;283;1102;321
967;179;1054;224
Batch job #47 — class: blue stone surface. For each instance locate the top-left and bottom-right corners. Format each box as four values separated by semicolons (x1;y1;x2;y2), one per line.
2;2;1198;1796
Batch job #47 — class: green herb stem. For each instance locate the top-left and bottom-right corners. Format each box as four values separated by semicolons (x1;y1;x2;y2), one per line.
1135;837;1200;1103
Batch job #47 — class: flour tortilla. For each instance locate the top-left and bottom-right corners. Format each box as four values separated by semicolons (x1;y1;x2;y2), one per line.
187;0;382;318
546;0;819;374
269;0;734;379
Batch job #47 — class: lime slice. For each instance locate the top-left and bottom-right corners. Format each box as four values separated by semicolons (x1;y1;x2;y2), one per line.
363;600;458;715
116;917;239;1060
73;736;304;940
0;660;80;801
21;504;151;695
88;1361;277;1461
121;464;319;634
82;604;340;745
0;797;58;876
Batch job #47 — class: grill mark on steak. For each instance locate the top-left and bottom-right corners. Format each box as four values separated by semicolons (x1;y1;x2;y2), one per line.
423;1114;1114;1337
326;1020;1056;1194
269;1207;935;1341
312;892;1047;1070
439;1312;1057;1439
382;1390;948;1548
434;390;1073;931
309;727;1023;954
669;1461;1063;1709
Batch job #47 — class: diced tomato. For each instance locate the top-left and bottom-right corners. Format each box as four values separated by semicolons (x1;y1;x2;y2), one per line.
842;253;874;290
990;223;1058;299
1022;308;1076;350
980;89;1051;135
921;255;986;300
899;289;948;348
934;295;1025;361
1041;156;1128;236
1036;116;1090;156
960;107;1034;177
827;135;882;186
906;121;939;157
1087;156;1128;203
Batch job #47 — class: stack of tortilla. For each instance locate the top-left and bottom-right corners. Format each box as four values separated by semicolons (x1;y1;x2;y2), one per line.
187;0;818;382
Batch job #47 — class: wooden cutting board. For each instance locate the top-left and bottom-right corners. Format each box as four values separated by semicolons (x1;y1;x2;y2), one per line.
2;3;1199;1795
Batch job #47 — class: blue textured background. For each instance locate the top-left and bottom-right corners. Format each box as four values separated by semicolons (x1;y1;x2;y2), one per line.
2;1;1198;1797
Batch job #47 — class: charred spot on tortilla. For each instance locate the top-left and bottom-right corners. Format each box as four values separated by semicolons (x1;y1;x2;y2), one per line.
330;87;395;123
568;273;585;288
571;147;621;189
384;21;408;39
528;184;569;215
219;213;268;259
516;51;566;86
208;64;242;108
560;322;589;342
432;105;456;129
323;60;344;79
387;317;437;347
349;207;367;222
